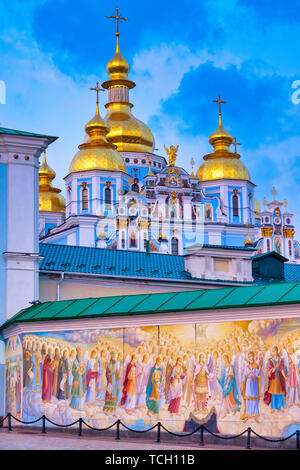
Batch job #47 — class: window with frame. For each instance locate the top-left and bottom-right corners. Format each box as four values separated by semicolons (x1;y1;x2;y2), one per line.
232;194;239;217
82;186;88;210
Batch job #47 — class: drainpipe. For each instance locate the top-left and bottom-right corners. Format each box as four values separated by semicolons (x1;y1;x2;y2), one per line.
57;272;65;301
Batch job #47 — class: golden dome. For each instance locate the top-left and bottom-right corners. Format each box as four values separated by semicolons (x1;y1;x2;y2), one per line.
102;37;154;153
39;152;65;213
197;118;251;182
69;101;128;174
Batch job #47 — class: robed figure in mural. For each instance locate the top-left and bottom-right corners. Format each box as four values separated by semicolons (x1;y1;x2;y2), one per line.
219;353;241;418
57;349;69;400
103;351;119;414
70;346;86;410
121;353;138;413
146;358;162;417
42;348;56;403
193;353;211;413
240;351;261;421
167;357;186;415
264;346;287;411
85;350;99;403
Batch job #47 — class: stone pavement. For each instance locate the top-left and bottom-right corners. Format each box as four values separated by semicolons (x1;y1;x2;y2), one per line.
0;428;272;450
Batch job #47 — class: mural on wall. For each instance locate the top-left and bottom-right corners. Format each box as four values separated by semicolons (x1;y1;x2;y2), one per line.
5;318;300;436
5;335;22;418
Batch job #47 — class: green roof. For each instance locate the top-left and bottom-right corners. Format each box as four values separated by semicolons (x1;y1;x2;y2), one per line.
0;127;57;142
2;281;300;330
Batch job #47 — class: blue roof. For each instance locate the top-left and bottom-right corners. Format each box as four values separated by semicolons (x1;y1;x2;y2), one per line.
284;263;300;283
39;243;191;281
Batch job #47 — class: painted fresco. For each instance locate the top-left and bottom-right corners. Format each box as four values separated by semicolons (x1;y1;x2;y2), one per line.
5;318;300;437
5;335;22;418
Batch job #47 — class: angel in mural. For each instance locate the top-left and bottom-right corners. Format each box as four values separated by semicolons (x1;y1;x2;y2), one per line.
264;346;287;412
167;357;186;415
218;353;241;418
193;353;211;413
240;350;261;422
30;341;43;393
146;357;162;417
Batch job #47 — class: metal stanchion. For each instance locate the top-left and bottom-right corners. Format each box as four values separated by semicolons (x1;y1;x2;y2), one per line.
156;422;161;443
246;427;251;450
78;417;83;437
8;412;12;432
297;430;300;450
199;424;204;447
116;419;120;440
42;415;46;434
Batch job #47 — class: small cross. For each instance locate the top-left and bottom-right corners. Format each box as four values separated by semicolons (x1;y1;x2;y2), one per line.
212;94;227;125
233;137;241;153
90;81;104;105
107;7;127;37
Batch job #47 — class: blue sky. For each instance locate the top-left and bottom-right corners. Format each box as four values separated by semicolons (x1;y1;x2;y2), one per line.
1;0;300;229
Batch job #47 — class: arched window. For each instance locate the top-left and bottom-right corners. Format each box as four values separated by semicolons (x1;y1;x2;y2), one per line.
171;237;179;255
267;239;270;252
205;205;212;220
232;194;239;217
121;232;126;249
105;187;111;209
130;231;137;248
131;183;139;193
289;240;292;256
82;186;88;210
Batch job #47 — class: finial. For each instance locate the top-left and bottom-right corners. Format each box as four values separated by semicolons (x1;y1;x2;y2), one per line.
164;144;179;166
212;94;227;126
232;137;241;153
262;197;268;209
271;186;277;198
43;150;47;164
90;81;104;112
107;7;127;38
146;156;154;176
190;158;195;176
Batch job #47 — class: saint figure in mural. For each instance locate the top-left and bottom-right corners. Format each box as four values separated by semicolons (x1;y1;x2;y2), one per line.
116;352;123;406
136;353;151;409
264;346;287;411
5;360;11;413
219;353;241;418
42;347;56;403
287;346;300;406
146;357;162;417
30;342;43;392
15;358;22;417
96;349;107;402
167;357;186;415
70;346;86;410
121;353;138;413
85;349;99;403
240;351;261;422
53;348;61;398
103;351;119;414
193;353;211;413
57;349;69;400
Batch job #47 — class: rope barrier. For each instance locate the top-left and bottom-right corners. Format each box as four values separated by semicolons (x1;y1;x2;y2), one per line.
1;413;299;449
81;419;119;432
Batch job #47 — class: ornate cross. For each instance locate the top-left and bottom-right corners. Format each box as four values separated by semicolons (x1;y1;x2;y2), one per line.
233;137;241;153
90;81;104;105
212;94;227;124
107;7;127;37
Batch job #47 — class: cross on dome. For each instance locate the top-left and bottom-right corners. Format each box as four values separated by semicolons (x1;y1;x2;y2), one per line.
107;7;127;37
212;94;227;125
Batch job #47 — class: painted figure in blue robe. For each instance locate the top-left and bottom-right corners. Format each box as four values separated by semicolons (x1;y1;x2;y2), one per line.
146;358;162;417
116;352;123;405
30;342;43;392
96;350;107;401
241;351;261;422
70;346;86;409
218;353;241;418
